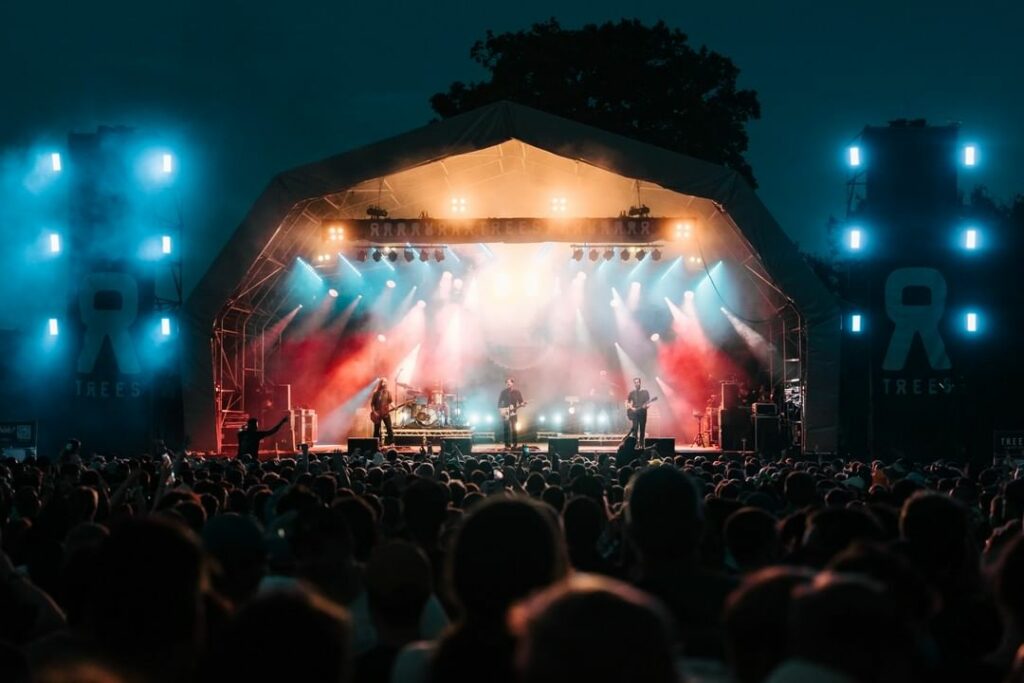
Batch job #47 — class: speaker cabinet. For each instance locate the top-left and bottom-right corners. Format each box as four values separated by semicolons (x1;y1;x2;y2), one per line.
548;437;579;459
442;438;473;457
719;407;753;451
754;416;781;459
347;438;379;456
645;437;676;459
721;381;739;410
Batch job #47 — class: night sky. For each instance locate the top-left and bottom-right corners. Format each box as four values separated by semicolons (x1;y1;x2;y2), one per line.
3;0;1022;298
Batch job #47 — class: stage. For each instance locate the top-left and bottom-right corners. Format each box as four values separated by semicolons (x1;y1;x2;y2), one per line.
308;441;722;458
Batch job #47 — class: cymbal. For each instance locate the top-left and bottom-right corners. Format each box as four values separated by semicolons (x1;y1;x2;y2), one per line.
398;383;423;392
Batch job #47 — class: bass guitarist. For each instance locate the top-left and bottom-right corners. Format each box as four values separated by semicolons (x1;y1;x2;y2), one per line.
370;377;396;446
497;377;526;449
624;377;656;451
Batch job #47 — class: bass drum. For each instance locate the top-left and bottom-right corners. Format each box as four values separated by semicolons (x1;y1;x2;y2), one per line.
414;406;441;427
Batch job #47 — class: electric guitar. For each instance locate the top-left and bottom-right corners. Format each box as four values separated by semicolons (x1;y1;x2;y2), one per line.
370;399;415;425
626;396;658;421
499;401;527;420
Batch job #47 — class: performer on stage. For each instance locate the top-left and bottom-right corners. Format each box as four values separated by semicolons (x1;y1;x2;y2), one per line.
370;378;395;445
497;377;526;449
237;414;289;460
625;377;653;450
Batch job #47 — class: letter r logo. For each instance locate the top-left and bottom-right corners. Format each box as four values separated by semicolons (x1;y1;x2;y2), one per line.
78;272;141;374
883;268;951;371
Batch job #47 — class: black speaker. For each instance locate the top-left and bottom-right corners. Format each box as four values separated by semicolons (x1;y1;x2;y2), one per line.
616;438;641;467
645;437;675;459
721;382;739;410
548;437;579;459
754;416;781;458
719;407;753;451
347;438;379;456
442;438;473;457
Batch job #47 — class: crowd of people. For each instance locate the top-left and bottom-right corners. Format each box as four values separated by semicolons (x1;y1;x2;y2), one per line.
1;438;1024;683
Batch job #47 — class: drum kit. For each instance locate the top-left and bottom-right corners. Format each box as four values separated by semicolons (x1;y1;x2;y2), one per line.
396;382;463;428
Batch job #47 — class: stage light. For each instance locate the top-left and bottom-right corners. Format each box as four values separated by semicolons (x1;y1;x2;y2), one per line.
386;280;396;288
357;249;368;262
684;290;694;300
582;414;594;425
848;146;862;168
538;415;546;424
848;228;863;251
161;235;172;255
572;248;583;261
553;413;563;426
850;314;863;333
610;298;619;308
601;247;613;261
589;249;599;262
964;228;978;250
485;414;494;424
404;248;415;262
48;318;59;336
674;221;693;239
160;317;172;336
652;248;662;261
161;153;174;174
598;412;608;425
377;334;387;343
469;413;479;426
650;332;660;342
316;253;333;263
451;197;468;214
372;249;382;262
328;288;339;298
551;196;568;213
387;250;398;262
325;224;345;242
50;152;62;172
635;248;646;261
568;405;576;415
416;300;426;308
453;278;463;291
620;249;630;261
419;249;429;262
434;248;445;262
963;145;978;167
966;312;978;333
48;232;61;254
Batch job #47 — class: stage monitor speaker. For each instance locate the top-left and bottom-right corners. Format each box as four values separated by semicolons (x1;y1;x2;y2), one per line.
721;382;739;410
719;407;753;451
347;438;379;455
548;438;579;459
645;437;676;459
616;438;641;467
754;416;781;459
442;438;473;457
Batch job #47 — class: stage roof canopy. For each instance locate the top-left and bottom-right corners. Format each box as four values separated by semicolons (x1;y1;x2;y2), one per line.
184;100;839;450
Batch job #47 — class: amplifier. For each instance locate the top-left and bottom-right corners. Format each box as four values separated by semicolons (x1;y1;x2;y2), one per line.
292;408;318;446
753;402;778;417
754;415;781;458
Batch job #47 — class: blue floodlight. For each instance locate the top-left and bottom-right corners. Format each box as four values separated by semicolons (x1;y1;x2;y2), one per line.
964;228;978;251
850;314;863;333
965;312;979;333
963;145;978;168
48;318;59;336
848;146;862;168
51;152;62;172
848;228;863;251
48;232;61;254
160;317;172;336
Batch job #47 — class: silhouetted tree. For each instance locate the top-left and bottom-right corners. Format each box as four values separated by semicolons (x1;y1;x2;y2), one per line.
431;19;762;187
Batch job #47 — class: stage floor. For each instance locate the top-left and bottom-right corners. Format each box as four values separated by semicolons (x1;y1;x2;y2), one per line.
308;441;722;457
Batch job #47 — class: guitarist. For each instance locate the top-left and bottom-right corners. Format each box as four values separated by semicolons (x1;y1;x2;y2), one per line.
497;377;525;449
625;377;653;451
370;377;395;446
